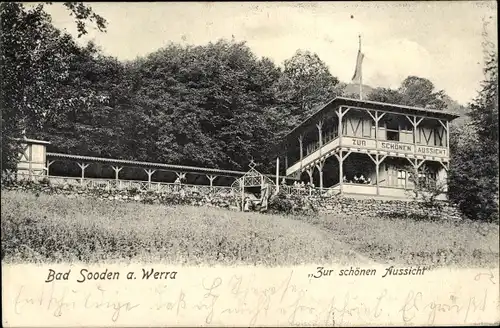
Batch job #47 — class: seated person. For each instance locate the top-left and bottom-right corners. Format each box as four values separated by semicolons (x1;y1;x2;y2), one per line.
353;175;359;183
359;174;366;184
366;177;372;184
342;175;347;183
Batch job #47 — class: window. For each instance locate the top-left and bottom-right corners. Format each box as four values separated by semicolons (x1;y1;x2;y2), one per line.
397;170;407;188
400;121;413;132
387;130;399;141
418;171;437;188
384;116;401;141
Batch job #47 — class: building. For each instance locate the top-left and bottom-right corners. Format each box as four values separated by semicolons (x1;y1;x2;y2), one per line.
13;138;51;178
280;97;460;199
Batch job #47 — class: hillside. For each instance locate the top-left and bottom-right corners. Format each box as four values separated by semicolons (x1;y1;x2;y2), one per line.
343;83;375;100
2;190;498;267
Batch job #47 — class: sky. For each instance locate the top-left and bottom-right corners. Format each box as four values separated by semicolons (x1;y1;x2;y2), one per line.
42;1;497;105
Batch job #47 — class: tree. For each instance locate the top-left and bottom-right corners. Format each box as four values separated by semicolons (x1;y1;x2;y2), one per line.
129;39;283;171
405;164;447;210
276;50;343;128
366;87;404;105
367;76;447;110
448;21;498;223
1;2;107;171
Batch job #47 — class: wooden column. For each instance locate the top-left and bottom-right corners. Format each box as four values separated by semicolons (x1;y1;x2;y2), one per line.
175;172;186;182
77;162;89;183
335;106;351;144
206;175;216;187
306;167;314;185
315;160;325;192
437;119;450;148
405;115;424;146
46;160;55;176
406;158;426;190
144;169;156;187
334;150;352;194
275;157;280;194
366;110;386;141
111;166;123;180
316;120;323;157
446;121;450;149
368;154;387;195
298;135;304;171
437;161;449;193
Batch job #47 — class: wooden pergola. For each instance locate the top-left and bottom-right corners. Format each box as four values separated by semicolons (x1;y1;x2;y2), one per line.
231;161;276;211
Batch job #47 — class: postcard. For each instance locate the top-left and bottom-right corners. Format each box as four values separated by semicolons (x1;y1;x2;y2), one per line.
1;1;498;327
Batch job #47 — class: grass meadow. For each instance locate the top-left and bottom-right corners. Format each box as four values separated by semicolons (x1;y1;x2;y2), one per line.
1;190;499;267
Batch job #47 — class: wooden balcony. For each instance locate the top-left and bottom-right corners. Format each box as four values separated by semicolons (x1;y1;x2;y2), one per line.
286;135;449;176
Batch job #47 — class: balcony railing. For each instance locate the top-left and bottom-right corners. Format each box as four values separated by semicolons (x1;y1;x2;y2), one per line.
287;135;448;175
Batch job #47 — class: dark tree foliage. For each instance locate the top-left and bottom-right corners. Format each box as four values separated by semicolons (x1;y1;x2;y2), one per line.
275;50;344;129
1;2;107;171
448;35;498;223
368;76;447;110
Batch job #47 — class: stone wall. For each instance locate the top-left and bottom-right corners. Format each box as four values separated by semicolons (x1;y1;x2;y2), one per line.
2;180;241;211
268;192;465;221
2;179;465;221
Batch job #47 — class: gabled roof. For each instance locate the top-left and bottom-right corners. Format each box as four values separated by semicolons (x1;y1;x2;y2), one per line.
231;167;276;188
283;97;461;142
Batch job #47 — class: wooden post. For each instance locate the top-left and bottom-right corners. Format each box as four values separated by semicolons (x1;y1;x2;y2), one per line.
241;177;245;212
438;119;450;148
111;166;123;180
334;150;352;194
405;115;424;146
306;167;314;185
334;151;342;193
175;172;186;183
316;160;325;192
316;120;323;157
144;169;156;189
77;162;89;183
366;110;385;141
337;108;343;144
28;145;33;180
46;160;55;176
298;135;304;171
446;121;450;149
206;175;216;187
275;157;280;194
368;154;387;195
336;106;351;145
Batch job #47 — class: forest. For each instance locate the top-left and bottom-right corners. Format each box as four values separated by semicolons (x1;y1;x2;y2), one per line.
1;3;498;222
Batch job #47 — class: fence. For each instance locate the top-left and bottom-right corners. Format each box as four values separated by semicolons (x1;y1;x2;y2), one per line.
8;172;337;198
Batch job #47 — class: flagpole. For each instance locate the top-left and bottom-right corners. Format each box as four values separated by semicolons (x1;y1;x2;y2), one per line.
359;34;363;100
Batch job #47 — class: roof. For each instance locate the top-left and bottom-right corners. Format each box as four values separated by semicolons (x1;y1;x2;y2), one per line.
12;137;51;145
47;152;298;180
283;97;461;142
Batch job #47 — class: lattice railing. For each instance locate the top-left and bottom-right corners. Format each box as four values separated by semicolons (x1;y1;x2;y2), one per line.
12;173;238;196
12;173;330;198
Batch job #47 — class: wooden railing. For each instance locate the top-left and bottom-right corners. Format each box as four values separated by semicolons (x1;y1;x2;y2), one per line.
13;174;237;196
10;173;339;198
